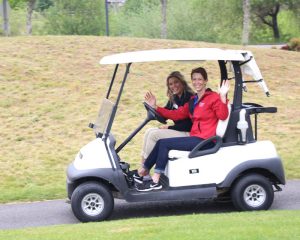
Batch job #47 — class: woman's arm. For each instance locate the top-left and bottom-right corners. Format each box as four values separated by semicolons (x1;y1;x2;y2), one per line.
144;91;190;121
157;104;190;121
213;80;230;120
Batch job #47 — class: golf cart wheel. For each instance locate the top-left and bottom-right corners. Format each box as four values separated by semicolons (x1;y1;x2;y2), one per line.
231;174;274;211
71;182;114;222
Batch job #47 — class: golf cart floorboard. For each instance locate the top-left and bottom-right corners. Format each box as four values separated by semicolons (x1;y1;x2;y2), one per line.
124;175;217;202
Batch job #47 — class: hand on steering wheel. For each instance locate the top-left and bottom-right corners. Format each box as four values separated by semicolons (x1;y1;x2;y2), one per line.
143;102;166;124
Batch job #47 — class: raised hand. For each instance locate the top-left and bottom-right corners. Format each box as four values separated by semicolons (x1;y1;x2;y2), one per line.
144;91;157;109
219;80;230;103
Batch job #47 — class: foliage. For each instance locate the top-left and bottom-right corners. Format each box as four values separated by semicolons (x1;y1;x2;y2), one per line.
111;0;244;44
110;0;161;38
43;0;105;35
282;37;300;51
8;0;53;11
3;0;300;43
122;0;160;15
35;0;53;12
1;7;27;35
288;38;300;51
250;9;300;43
187;0;243;44
8;0;27;9
250;0;300;41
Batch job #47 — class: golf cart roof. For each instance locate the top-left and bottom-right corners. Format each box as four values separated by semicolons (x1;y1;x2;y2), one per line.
100;48;247;64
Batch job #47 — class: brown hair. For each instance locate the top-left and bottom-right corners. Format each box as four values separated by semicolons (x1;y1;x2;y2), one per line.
166;71;194;103
191;67;208;80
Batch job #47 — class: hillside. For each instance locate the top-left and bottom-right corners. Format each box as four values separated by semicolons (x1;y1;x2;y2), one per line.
0;36;299;203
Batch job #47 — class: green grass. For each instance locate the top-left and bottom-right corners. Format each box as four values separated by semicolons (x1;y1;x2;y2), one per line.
0;210;299;240
0;36;299;203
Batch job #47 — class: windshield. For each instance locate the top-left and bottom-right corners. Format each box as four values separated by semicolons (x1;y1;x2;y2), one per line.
93;98;115;136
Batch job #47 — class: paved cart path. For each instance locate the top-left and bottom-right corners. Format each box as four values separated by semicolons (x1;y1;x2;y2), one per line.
0;180;299;230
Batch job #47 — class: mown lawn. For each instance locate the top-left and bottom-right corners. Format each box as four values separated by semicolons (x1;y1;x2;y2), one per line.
0;36;299;203
0;210;299;240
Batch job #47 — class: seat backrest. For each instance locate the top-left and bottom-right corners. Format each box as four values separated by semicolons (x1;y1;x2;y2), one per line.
216;103;231;138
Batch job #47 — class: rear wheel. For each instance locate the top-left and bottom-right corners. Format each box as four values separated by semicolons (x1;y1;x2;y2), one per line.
231;174;274;211
71;182;114;222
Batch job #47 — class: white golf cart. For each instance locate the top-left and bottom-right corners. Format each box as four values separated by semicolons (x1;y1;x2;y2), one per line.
66;48;285;222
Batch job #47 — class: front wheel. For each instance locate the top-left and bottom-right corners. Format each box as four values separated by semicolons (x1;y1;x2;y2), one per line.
231;174;274;211
71;182;114;222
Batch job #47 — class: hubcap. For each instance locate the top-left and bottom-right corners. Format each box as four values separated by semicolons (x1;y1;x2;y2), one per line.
81;193;104;216
243;184;267;208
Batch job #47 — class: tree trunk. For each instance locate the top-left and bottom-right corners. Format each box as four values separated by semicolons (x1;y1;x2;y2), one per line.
242;0;251;45
272;15;280;40
2;0;10;36
271;3;280;41
26;0;36;35
160;0;167;39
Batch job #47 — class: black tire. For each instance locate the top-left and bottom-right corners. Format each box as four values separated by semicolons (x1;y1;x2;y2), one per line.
71;182;114;222
231;174;274;211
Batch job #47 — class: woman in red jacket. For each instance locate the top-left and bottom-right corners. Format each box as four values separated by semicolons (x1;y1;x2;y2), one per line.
135;67;230;192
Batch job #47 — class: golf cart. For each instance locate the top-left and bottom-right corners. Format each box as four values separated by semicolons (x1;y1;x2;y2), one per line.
66;48;285;222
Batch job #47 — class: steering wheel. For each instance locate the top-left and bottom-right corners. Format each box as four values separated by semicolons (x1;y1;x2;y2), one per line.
143;102;167;124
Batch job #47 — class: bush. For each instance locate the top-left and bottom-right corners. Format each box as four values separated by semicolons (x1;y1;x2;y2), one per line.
281;38;300;51
288;38;300;51
44;0;106;35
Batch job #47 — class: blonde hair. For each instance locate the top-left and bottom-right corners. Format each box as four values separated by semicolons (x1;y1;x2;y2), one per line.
166;71;194;103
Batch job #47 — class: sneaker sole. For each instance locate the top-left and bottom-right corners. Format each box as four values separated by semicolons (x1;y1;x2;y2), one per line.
136;185;162;192
133;178;143;184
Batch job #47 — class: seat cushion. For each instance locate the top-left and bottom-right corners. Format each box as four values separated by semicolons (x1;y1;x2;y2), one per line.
168;150;189;159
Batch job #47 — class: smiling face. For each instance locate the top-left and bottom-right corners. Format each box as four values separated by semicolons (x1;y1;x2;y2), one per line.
191;72;208;93
167;77;185;96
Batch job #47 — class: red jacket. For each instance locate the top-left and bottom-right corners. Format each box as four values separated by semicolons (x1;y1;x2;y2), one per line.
157;90;229;139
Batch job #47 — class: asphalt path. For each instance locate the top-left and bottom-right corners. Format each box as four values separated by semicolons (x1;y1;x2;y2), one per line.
0;180;299;230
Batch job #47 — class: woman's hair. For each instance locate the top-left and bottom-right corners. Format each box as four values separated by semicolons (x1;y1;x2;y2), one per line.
191;67;208;80
166;71;194;103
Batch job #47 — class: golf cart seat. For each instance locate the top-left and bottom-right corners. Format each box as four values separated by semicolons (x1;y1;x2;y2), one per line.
168;103;232;159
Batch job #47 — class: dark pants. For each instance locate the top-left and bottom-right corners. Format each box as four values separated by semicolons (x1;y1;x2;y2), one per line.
143;136;205;174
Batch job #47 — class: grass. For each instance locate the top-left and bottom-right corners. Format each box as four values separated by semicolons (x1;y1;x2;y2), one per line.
0;210;299;239
0;36;299;203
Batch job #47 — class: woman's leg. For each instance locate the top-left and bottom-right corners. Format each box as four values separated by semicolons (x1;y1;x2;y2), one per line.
138;139;161;176
141;128;189;160
139;128;189;180
154;137;203;175
143;136;204;182
141;128;157;161
136;136;204;191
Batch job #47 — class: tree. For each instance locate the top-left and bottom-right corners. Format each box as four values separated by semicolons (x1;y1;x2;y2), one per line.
242;0;251;45
2;0;10;36
26;0;36;35
251;0;300;41
8;0;37;35
160;0;167;39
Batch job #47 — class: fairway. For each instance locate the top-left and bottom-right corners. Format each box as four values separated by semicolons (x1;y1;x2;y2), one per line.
0;210;299;240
